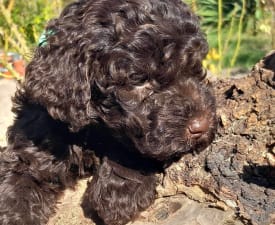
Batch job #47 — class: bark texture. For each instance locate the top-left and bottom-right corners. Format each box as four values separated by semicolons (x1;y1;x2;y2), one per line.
157;51;275;225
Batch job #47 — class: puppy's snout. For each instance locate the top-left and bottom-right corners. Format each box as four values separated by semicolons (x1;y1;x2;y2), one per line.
187;117;209;139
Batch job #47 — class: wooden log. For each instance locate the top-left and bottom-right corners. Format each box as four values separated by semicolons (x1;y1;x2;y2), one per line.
157;51;275;225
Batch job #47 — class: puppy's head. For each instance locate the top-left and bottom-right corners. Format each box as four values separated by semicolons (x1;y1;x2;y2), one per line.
22;0;216;160
115;78;217;160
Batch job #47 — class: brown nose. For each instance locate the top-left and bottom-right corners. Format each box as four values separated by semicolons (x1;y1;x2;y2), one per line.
188;117;209;139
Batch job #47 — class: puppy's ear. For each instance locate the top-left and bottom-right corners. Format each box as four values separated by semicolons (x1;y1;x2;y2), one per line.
81;158;157;225
21;33;100;132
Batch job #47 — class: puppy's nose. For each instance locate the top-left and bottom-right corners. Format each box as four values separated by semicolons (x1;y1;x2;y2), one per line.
187;117;209;139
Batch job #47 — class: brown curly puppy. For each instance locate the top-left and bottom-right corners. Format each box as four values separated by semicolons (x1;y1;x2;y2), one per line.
0;0;217;225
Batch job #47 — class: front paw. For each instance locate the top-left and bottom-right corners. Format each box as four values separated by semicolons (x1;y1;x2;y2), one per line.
81;158;157;225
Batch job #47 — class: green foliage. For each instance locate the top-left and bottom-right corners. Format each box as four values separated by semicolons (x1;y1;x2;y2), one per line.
0;0;62;48
0;0;63;79
190;0;256;29
186;0;271;75
11;1;55;44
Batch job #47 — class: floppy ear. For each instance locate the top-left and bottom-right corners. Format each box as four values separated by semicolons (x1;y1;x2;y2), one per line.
18;0;121;132
21;33;99;132
18;0;124;132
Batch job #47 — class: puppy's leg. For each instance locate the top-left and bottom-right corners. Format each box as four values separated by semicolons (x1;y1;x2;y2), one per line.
0;145;79;225
81;158;157;225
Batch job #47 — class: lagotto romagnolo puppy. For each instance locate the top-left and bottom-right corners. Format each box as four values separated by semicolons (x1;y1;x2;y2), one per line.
0;0;217;225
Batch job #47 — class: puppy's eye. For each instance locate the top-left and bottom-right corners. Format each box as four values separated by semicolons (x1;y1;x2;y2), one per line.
141;90;154;103
129;73;148;85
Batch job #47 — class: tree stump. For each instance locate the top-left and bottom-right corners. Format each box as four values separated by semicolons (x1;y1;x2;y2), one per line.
155;51;275;225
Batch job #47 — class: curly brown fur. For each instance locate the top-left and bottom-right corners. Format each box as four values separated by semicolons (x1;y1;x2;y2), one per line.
0;0;217;225
82;158;157;225
0;146;71;225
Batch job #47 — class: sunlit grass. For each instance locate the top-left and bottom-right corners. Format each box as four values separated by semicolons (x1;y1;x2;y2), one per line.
206;31;270;72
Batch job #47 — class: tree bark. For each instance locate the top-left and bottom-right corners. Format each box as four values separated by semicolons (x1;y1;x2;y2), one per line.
157;51;275;225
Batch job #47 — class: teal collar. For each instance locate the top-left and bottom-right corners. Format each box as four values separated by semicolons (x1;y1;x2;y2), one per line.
38;30;55;47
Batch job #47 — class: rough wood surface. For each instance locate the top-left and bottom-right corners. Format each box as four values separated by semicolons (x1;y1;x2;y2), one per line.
158;51;275;225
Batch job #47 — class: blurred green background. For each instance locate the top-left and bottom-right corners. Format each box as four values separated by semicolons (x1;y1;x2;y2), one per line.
0;0;274;79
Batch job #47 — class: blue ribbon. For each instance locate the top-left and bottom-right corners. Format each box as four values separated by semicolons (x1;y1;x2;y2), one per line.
38;30;55;47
